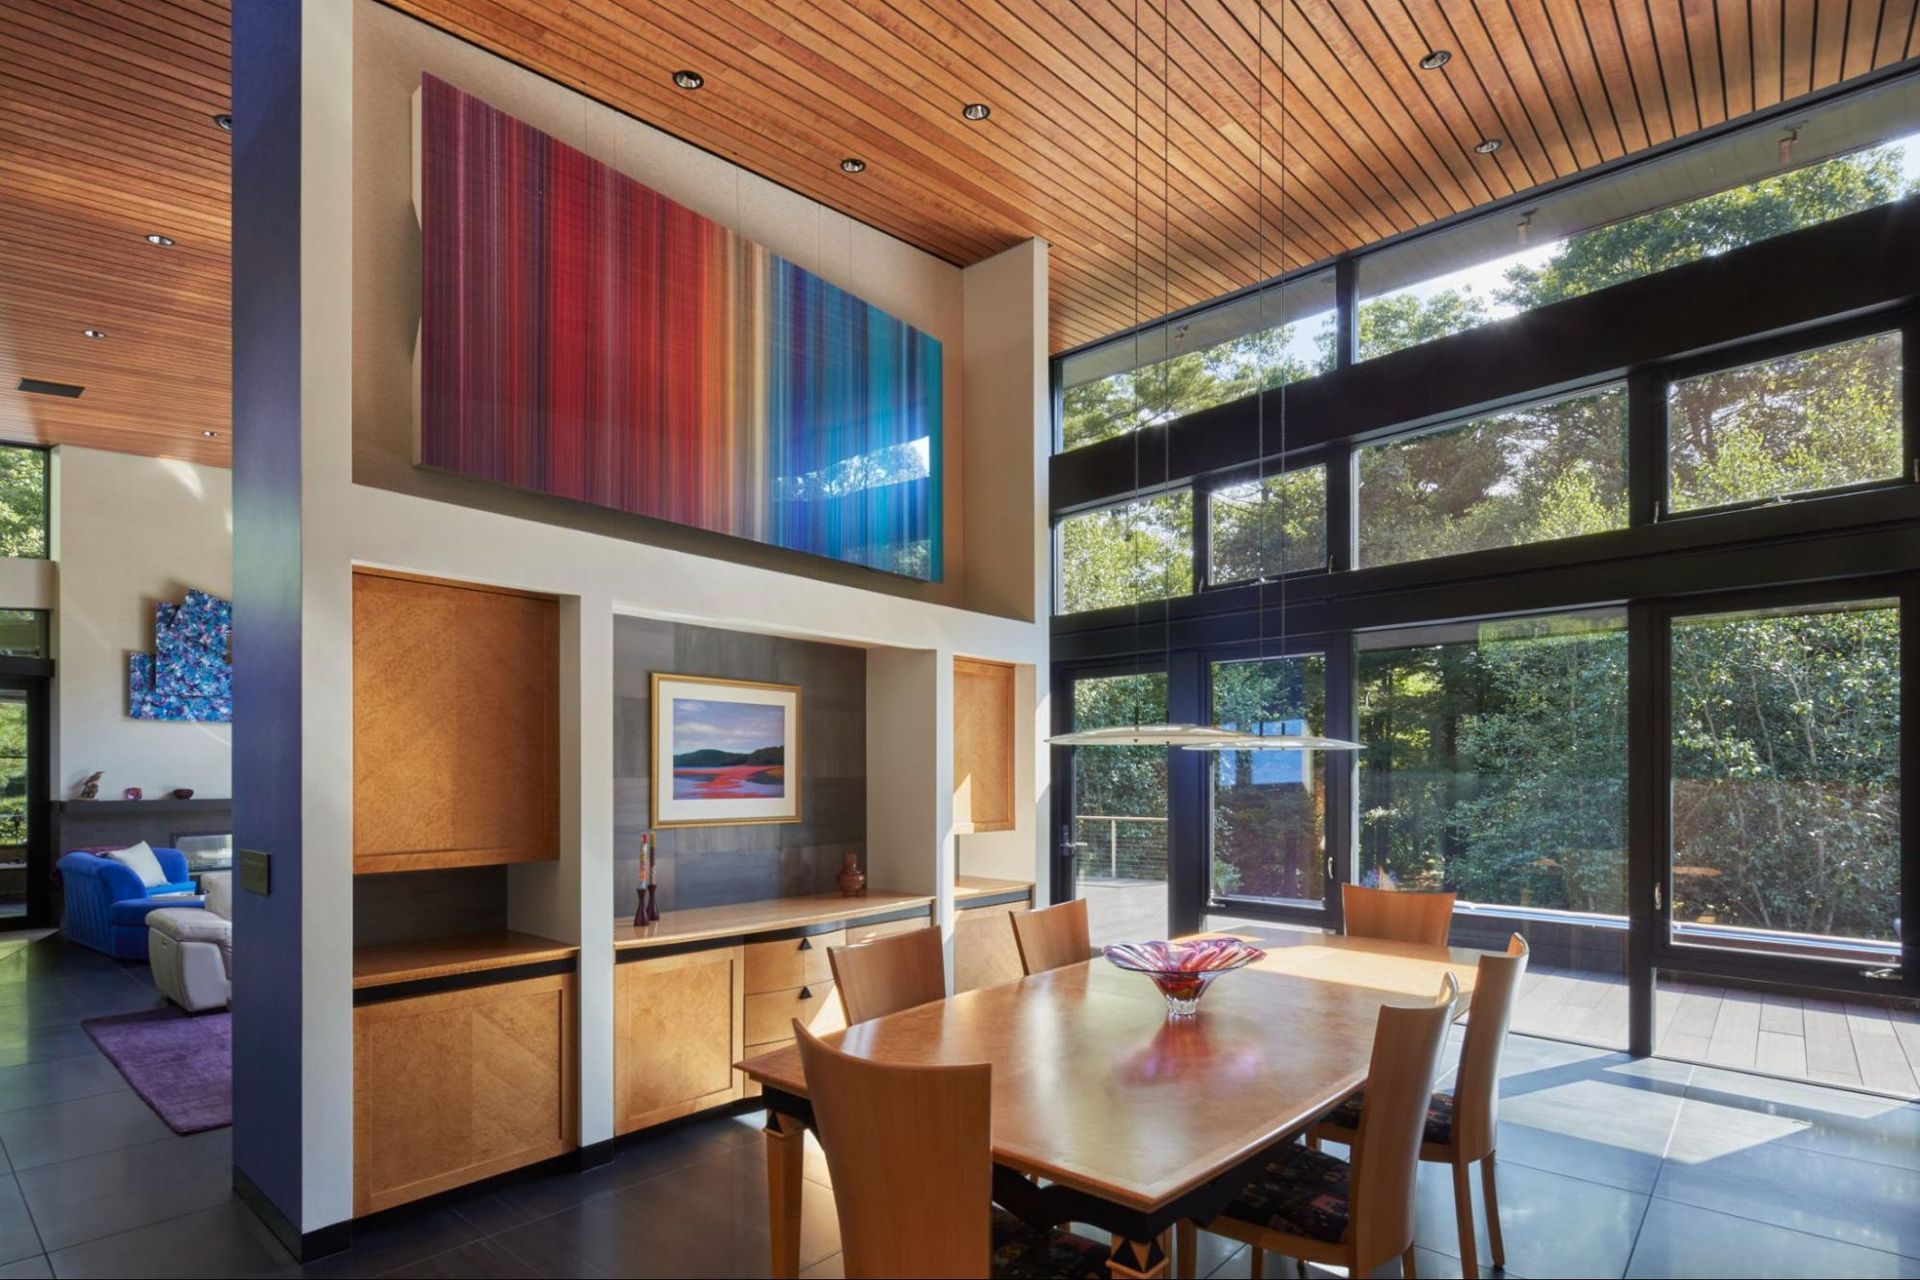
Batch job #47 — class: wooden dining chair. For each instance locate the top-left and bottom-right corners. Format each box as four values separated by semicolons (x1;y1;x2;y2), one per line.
793;1021;1112;1279
1175;974;1459;1280
1010;897;1091;975
828;926;947;1025
1342;883;1457;948
1308;934;1530;1279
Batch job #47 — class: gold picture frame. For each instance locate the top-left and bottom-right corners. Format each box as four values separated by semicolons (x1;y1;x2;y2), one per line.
650;673;803;828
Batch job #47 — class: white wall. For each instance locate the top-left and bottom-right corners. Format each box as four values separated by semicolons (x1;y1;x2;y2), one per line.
251;0;1050;1232
50;446;233;801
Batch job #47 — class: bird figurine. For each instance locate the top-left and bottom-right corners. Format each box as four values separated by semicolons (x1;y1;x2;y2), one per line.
77;771;104;800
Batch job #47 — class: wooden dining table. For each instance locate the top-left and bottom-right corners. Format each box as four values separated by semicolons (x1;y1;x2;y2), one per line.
736;927;1487;1279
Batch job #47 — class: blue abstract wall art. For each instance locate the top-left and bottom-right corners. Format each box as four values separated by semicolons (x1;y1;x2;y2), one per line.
129;589;232;722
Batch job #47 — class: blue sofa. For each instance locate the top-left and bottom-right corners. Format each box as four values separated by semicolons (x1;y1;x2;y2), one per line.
57;849;202;959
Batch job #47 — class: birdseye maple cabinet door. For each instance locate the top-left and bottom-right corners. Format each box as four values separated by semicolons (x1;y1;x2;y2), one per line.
352;569;560;874
352;973;577;1216
614;947;747;1133
953;657;1016;834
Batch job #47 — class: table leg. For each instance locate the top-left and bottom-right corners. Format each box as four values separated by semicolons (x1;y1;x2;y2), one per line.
1108;1230;1171;1278
765;1111;807;1279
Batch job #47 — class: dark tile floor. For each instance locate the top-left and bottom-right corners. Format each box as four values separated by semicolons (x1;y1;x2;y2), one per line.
3;930;1918;1278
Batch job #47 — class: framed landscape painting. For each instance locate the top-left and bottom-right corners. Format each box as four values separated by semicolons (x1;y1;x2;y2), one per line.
651;674;802;828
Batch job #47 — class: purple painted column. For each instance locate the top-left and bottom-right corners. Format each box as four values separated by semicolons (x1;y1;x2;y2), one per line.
230;0;316;1256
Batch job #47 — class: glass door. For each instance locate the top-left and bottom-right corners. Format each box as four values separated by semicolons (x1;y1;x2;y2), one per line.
1060;669;1172;946
1206;653;1333;926
1659;590;1908;993
0;677;46;930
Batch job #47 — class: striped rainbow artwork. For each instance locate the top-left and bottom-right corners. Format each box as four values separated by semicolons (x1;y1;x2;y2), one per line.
417;74;943;580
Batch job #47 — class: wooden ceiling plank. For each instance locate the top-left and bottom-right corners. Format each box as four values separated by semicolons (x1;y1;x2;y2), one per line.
62;0;232;78
1782;0;1817;97
1811;0;1851;87
1715;0;1755;120
1559;0;1653;150
1467;0;1601;170
1341;0;1506;206
389;0;1002;263
1637;0;1702;135
1518;0;1628;161
1390;0;1547;189
1260;0;1455;230
1748;0;1786;109
1295;1;1487;213
2;6;228;103
1674;0;1728;129
1877;0;1919;64
1845;0;1889;76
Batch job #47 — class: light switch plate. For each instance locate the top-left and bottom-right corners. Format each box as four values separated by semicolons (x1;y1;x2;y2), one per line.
238;848;271;896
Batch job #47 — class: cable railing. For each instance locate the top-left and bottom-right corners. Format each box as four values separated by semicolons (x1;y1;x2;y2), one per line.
1072;813;1169;882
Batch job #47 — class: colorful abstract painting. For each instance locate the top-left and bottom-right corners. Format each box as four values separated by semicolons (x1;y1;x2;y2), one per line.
417;74;943;581
129;589;232;722
651;674;800;827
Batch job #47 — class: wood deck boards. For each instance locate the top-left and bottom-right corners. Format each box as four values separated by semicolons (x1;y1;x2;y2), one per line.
1510;964;1920;1099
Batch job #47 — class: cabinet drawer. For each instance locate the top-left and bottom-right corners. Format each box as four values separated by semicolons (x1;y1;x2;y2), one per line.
745;981;842;1045
845;914;931;946
745;931;840;993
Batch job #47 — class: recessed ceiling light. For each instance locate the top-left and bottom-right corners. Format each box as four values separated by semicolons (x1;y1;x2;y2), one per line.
145;233;175;246
202;430;219;438
1474;138;1503;154
213;112;233;132
840;157;866;174
962;103;990;121
671;69;704;90
82;328;106;340
1418;49;1452;70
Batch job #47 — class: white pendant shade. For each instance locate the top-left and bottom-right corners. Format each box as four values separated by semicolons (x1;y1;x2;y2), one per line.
1047;723;1248;747
1181;733;1365;752
1048;724;1363;749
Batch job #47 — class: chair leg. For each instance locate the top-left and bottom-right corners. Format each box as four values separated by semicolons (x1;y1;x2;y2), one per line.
1482;1153;1506;1270
1452;1160;1479;1280
1247;1244;1264;1279
1176;1222;1197;1278
1305;1131;1321;1151
1403;1244;1418;1278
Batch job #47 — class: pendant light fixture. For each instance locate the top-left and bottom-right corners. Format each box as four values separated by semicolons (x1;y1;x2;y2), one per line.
1185;0;1359;754
1048;0;1358;753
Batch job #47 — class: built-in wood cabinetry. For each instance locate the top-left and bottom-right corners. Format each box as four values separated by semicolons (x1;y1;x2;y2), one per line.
953;658;1015;834
352;570;560;875
352;969;576;1216
613;947;746;1133
951;882;1035;993
613;894;933;1127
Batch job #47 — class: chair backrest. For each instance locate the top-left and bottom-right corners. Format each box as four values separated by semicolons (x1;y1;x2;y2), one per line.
795;1020;993;1279
1449;933;1529;1159
1348;974;1459;1272
1341;884;1456;947
202;871;234;922
829;926;947;1025
1010;897;1090;975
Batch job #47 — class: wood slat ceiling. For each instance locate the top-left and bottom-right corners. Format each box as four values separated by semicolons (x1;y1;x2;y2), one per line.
394;0;1920;354
0;0;231;466
2;2;1916;467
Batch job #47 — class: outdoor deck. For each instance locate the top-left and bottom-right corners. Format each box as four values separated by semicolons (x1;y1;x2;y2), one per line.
1079;879;1920;1099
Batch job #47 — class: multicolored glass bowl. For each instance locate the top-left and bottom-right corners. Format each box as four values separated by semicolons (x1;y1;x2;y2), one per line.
1103;937;1267;1017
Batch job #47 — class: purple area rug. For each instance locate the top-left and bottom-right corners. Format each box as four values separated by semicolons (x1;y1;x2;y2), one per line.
82;1007;231;1134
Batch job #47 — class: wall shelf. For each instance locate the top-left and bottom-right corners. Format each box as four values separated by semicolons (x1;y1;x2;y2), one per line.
54;798;231;814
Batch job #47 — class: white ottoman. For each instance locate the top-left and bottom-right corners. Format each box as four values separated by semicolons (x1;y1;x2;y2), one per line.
148;871;232;1013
